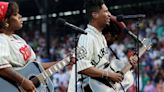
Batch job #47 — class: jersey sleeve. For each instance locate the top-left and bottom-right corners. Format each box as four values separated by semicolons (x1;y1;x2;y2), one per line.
0;37;12;69
76;34;94;72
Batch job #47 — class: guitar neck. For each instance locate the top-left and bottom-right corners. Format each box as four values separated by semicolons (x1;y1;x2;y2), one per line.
121;46;147;74
37;57;70;82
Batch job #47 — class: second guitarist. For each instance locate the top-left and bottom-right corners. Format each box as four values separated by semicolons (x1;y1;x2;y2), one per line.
67;0;138;92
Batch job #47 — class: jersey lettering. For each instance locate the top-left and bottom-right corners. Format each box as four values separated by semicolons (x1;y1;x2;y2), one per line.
19;45;31;61
91;47;108;66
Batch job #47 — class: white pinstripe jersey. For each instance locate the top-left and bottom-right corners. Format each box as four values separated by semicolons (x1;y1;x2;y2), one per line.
68;25;110;92
0;33;36;69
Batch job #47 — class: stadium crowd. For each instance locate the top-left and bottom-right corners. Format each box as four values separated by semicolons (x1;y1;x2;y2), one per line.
21;13;164;92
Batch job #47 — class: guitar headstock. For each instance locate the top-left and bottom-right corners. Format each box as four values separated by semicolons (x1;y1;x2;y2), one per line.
142;38;152;50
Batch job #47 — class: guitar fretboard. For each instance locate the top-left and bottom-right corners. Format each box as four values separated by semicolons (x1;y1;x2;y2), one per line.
121;45;148;74
37;56;70;82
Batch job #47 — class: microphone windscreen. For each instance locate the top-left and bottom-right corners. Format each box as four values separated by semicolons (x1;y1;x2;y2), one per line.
110;15;126;30
116;15;124;22
56;18;66;26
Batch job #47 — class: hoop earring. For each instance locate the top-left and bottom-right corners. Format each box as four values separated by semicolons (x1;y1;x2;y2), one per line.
5;23;9;28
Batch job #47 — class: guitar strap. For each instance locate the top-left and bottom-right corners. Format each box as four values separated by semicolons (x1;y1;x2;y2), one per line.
108;46;119;59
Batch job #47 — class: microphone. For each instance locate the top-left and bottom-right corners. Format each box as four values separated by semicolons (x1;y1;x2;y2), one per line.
56;18;87;34
116;14;146;22
110;15;142;44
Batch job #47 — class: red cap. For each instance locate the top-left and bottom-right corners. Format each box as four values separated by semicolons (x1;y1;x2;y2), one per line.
0;2;9;22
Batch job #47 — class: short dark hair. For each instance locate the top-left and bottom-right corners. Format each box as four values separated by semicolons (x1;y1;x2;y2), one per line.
84;0;104;21
6;2;19;19
0;2;18;29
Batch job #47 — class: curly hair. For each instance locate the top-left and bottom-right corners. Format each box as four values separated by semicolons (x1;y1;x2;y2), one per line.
102;21;121;36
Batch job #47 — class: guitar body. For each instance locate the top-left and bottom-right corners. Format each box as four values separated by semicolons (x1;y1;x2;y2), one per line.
89;59;134;92
0;62;54;92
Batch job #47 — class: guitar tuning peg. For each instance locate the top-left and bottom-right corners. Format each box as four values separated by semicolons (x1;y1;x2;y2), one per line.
142;38;152;49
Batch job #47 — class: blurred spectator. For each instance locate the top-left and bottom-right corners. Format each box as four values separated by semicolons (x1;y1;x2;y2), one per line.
154;68;164;83
156;79;164;92
21;13;164;92
144;80;156;92
143;73;150;90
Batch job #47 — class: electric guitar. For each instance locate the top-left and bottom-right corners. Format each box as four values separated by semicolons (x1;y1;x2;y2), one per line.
0;48;80;92
89;38;152;92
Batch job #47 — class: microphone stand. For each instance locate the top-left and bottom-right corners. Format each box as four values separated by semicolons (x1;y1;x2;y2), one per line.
73;33;79;92
134;19;140;92
120;17;143;92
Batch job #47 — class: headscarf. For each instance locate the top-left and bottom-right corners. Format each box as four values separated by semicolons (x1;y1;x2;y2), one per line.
0;2;9;22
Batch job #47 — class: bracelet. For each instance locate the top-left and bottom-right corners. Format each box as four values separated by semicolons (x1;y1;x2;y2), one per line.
19;77;25;86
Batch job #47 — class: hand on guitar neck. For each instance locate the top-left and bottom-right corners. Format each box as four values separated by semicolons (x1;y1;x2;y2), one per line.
127;38;152;70
128;50;139;69
121;38;152;75
66;53;76;66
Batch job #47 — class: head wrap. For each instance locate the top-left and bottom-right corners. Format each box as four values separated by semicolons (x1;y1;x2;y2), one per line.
0;2;9;22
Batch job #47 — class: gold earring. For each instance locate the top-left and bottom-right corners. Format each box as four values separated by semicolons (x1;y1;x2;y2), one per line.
5;23;9;28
